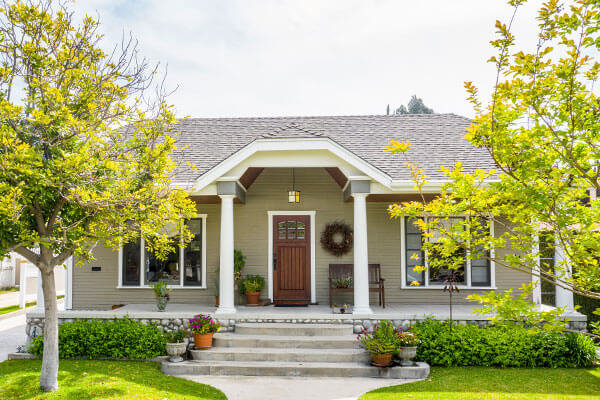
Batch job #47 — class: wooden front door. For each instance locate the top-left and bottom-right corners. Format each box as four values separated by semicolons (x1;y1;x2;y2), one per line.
273;215;311;305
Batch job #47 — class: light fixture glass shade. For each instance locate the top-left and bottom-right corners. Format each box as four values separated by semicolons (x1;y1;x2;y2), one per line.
288;190;300;203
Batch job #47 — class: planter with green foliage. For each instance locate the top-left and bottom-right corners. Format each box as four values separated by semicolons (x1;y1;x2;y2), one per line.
395;331;420;366
241;275;265;306
358;320;397;367
153;281;171;312
164;329;187;363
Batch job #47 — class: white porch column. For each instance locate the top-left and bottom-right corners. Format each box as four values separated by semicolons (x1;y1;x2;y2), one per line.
352;193;372;315
216;195;236;314
554;239;574;312
65;258;73;310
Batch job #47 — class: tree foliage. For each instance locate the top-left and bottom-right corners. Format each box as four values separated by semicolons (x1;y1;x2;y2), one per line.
394;95;434;114
388;0;600;336
0;0;196;391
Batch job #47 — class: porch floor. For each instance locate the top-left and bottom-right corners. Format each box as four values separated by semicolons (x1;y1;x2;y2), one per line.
26;302;586;321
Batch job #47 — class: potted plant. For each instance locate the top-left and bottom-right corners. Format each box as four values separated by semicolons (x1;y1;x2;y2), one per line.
214;277;220;307
189;314;220;349
241;274;265;306
396;331;420;366
164;329;187;362
357;320;396;367
152;281;171;312
333;277;352;289
332;303;350;314
234;249;246;304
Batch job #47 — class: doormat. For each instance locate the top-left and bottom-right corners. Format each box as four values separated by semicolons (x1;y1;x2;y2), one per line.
274;304;309;307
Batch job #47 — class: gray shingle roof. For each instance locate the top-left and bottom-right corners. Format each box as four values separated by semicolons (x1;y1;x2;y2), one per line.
171;114;496;182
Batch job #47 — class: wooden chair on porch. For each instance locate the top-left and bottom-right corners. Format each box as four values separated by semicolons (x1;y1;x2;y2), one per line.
328;264;385;308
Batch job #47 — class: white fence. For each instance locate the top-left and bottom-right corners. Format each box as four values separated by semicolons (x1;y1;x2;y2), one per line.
0;254;16;288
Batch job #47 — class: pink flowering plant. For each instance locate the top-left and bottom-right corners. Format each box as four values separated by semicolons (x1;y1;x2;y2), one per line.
356;320;397;355
188;314;220;334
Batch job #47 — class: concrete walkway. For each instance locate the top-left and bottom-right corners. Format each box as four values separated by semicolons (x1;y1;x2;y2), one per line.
181;375;416;400
0;313;27;362
0;291;21;308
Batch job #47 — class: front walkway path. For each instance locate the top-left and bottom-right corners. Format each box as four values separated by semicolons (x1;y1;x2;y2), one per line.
0;291;21;308
181;375;416;400
0;314;26;362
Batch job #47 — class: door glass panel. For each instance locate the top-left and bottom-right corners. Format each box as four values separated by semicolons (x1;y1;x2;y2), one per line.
278;221;287;240
296;221;305;239
287;220;296;239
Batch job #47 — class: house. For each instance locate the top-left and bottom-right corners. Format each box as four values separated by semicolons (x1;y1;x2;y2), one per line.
55;113;580;318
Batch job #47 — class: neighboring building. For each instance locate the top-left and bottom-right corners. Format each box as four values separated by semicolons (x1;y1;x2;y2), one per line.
65;114;573;315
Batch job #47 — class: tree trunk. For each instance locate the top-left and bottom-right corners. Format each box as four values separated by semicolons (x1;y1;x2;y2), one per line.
39;267;59;392
449;292;453;333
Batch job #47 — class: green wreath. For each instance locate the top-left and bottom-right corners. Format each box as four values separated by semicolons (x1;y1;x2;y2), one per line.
320;222;353;256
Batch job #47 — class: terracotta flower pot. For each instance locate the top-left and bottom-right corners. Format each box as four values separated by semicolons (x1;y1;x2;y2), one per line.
371;353;393;367
193;333;214;349
215;296;220;307
245;291;260;306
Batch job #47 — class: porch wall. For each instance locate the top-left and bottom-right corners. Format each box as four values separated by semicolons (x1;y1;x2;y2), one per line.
72;167;531;310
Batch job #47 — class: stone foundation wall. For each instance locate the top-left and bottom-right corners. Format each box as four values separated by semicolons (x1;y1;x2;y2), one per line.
25;315;588;342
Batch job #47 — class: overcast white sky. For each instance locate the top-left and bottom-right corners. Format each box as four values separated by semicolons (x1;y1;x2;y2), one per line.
74;0;543;119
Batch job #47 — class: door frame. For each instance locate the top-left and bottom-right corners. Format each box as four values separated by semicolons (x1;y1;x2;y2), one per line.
267;211;316;304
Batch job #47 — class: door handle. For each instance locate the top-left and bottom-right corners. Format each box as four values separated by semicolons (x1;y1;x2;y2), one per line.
273;253;277;270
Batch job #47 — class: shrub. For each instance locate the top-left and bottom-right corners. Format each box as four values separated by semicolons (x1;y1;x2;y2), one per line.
29;317;166;359
574;293;600;330
412;319;597;368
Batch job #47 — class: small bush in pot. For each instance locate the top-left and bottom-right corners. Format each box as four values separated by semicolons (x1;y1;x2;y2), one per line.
241;275;265;306
357;320;397;367
152;281;171;311
164;329;187;362
332;277;352;289
396;331;420;366
189;314;220;349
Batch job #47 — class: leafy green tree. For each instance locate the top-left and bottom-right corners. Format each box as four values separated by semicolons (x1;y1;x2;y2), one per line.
388;0;600;337
0;0;195;391
394;95;434;114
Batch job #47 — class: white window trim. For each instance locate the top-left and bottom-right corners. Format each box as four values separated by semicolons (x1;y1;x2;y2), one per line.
400;215;496;290
267;210;317;304
117;214;207;289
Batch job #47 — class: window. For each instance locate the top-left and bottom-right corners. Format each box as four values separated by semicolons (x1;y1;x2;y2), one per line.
539;232;556;306
402;216;494;288
118;215;207;288
278;220;306;240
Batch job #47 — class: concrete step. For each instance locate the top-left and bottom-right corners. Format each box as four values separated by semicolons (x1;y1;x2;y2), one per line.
190;347;370;363
213;333;360;349
162;360;430;379
234;322;353;336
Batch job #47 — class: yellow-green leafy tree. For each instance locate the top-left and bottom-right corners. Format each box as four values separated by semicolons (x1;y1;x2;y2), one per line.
0;0;196;391
388;0;600;336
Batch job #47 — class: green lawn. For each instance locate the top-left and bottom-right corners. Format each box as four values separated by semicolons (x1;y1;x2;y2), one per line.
0;286;17;295
361;367;600;400
0;359;226;400
0;295;64;316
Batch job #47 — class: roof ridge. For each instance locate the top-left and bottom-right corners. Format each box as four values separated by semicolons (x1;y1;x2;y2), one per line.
177;113;470;122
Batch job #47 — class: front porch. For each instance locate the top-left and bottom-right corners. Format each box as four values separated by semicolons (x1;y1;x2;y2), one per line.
25;302;588;340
